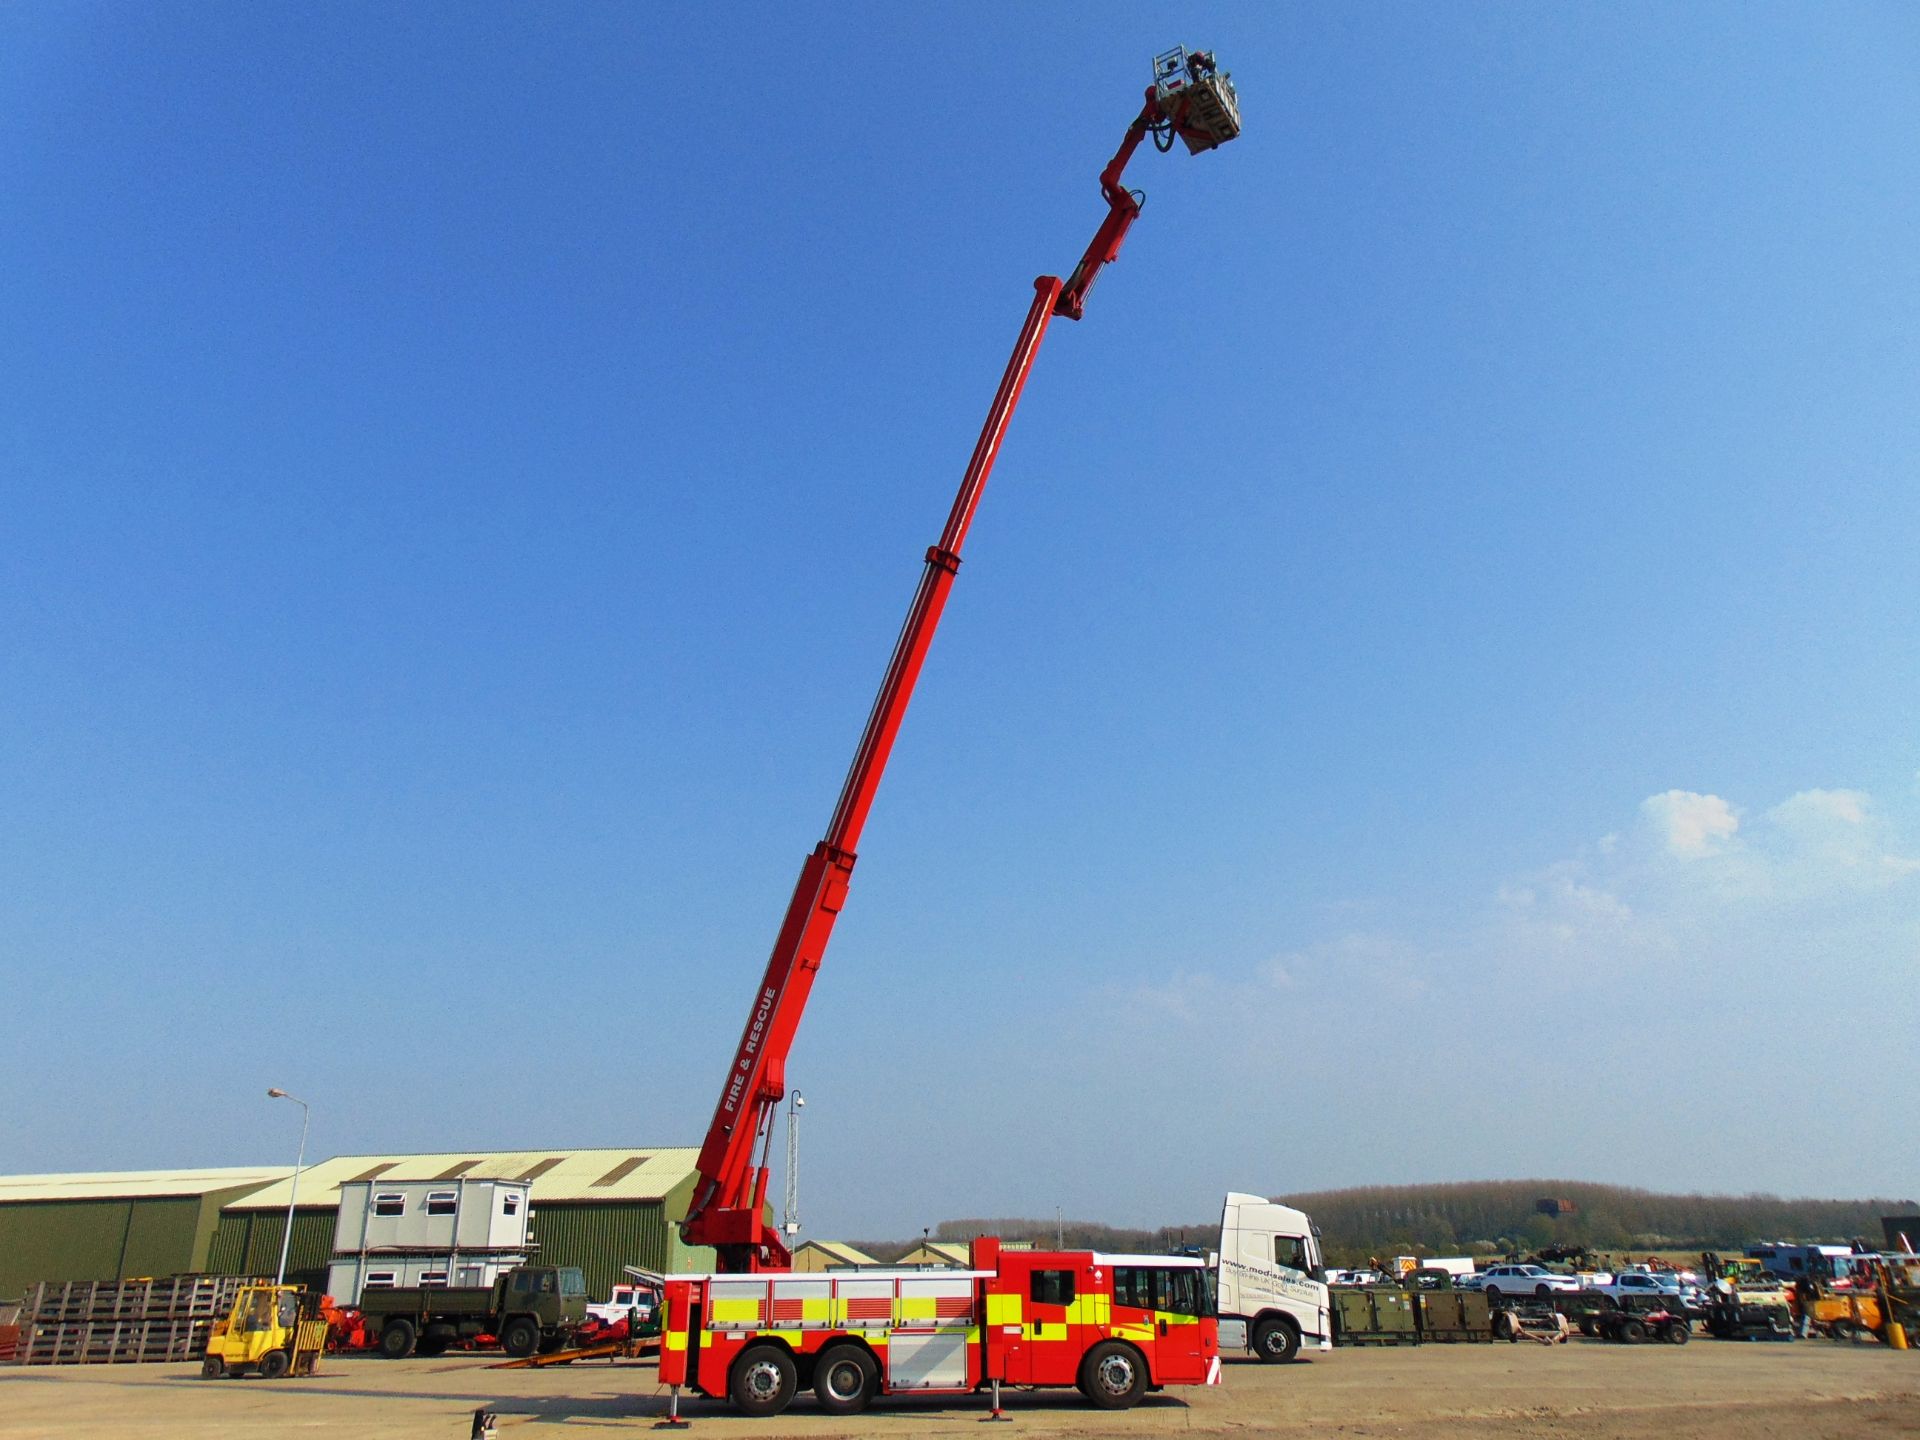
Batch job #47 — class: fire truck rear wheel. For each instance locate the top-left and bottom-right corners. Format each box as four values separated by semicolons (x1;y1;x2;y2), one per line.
1079;1341;1147;1410
812;1345;876;1415
1251;1317;1300;1363
730;1344;798;1418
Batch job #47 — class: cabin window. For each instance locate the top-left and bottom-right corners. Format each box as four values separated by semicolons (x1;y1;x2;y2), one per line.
1275;1236;1310;1271
503;1193;521;1216
363;1271;396;1289
372;1192;406;1218
1029;1270;1076;1307
426;1191;457;1216
418;1271;449;1288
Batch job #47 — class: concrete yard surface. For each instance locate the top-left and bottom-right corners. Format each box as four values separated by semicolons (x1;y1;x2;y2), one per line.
2;1343;1917;1439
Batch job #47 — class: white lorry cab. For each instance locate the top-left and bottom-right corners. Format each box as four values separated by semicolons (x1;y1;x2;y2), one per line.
1215;1192;1332;1362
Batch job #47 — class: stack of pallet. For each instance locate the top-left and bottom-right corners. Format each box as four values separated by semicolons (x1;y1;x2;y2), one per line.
15;1275;267;1365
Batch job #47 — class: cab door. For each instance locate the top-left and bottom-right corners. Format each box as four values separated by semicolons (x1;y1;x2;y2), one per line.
1150;1267;1210;1385
995;1256;1080;1384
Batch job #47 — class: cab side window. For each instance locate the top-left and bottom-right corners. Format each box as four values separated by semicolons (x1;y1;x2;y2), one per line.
1030;1270;1075;1307
1275;1236;1309;1272
1112;1268;1147;1309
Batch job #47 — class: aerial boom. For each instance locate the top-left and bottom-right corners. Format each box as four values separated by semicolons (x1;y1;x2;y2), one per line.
681;49;1240;1273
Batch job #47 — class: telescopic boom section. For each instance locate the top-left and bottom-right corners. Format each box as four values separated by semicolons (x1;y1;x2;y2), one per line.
681;49;1240;1273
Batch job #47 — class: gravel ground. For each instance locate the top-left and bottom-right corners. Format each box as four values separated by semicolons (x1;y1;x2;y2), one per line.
1;1338;1916;1439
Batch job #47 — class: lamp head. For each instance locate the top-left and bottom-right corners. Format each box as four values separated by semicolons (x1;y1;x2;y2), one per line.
267;1088;288;1099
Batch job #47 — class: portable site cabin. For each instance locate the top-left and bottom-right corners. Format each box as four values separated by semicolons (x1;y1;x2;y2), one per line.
326;1178;532;1302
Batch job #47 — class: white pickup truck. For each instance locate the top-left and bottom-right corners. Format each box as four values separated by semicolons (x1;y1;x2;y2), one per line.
1583;1271;1705;1310
584;1281;658;1327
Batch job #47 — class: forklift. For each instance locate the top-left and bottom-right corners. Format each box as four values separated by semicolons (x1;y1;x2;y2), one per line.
201;1283;328;1378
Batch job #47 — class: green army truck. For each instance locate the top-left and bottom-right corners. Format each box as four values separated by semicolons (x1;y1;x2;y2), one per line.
361;1265;588;1358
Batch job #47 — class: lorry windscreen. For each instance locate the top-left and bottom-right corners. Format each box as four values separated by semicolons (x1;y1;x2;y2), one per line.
560;1268;586;1297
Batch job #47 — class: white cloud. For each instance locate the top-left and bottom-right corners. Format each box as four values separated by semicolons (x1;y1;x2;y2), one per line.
1768;788;1869;827
1641;789;1739;859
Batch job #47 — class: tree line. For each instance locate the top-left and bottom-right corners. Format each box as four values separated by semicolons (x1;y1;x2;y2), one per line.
848;1182;1912;1265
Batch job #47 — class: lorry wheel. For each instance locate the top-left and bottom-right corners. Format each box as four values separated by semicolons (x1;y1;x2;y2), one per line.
1251;1317;1300;1363
380;1319;417;1359
415;1336;450;1357
200;1356;225;1379
259;1349;291;1379
1079;1341;1147;1410
729;1344;797;1418
813;1344;877;1416
501;1318;541;1359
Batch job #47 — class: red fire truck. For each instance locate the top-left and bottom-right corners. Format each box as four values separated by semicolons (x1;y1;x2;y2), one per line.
658;1238;1220;1417
658;44;1241;1421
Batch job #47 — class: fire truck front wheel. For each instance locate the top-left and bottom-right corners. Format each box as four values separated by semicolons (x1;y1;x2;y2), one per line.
729;1344;798;1417
1079;1341;1148;1410
812;1344;877;1415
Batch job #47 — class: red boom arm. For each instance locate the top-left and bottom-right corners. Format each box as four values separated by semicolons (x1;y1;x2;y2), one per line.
681;56;1239;1272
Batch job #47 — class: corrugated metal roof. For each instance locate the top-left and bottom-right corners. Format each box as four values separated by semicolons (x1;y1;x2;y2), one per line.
224;1149;700;1211
0;1166;292;1204
794;1240;879;1266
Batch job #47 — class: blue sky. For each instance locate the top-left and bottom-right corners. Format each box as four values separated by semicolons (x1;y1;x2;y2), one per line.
3;4;1915;1237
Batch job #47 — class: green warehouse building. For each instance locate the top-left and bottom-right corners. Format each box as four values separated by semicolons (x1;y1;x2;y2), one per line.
0;1167;292;1300
2;1148;736;1303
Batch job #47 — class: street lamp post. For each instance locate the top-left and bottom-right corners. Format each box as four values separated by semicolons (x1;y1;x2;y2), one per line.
266;1088;310;1286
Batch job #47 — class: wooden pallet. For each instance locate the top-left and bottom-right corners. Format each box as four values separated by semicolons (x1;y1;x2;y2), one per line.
15;1275;267;1366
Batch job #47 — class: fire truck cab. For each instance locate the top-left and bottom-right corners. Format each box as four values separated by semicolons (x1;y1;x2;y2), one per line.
657;1237;1219;1417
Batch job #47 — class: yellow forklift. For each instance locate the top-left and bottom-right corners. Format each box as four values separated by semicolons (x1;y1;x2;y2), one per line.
201;1284;327;1378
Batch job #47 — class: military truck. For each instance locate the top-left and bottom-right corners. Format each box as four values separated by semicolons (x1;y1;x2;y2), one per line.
359;1264;588;1358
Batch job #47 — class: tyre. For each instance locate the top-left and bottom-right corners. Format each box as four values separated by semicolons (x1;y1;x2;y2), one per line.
1491;1311;1515;1341
813;1344;877;1416
538;1332;567;1355
1485;1286;1503;1302
1251;1316;1300;1363
1620;1319;1646;1344
259;1349;291;1379
1578;1318;1597;1337
379;1319;417;1359
500;1317;541;1359
200;1355;225;1379
1079;1340;1148;1411
1666;1321;1690;1345
729;1344;797;1418
1536;1284;1553;1298
415;1335;450;1358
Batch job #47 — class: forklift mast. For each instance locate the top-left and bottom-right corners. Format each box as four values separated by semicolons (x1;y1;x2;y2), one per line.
681;48;1240;1272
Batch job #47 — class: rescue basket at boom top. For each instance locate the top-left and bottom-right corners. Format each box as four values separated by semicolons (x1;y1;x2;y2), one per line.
677;48;1241;1276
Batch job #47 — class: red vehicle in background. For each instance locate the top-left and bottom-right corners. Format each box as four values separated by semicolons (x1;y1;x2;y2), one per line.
658;1238;1218;1417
